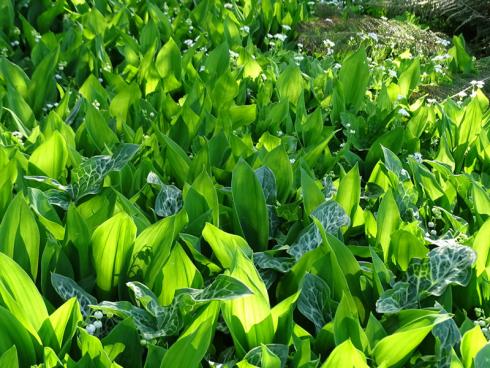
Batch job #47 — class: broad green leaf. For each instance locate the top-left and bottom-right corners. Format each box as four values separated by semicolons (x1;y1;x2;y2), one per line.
448;35;475;74
461;326;487;368
221;250;274;356
109;82;141;130
335;163;360;223
27;47;59;114
373;313;450;367
376;190;400;262
260;344;282;368
0;193;40;278
77;327;115;367
338;48;369;112
160;302;219;368
0;252;48;338
398;58;420;97
300;168;324;217
0;306;37;367
0;346;18;368
390;229;427;271
473;219;490;276
39;297;82;353
91;212;137;298
160;243;202;305
29;131;68;179
271;292;300;345
277;65;303;105
321;339;368;368
333;293;368;352
140;211;188;289
155;37;182;92
232;159;269;251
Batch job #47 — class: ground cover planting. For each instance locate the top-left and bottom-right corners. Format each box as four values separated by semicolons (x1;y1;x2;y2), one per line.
0;0;490;367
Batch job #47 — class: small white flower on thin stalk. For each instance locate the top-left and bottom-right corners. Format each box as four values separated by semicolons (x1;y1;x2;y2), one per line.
94;311;104;319
86;324;96;335
274;33;287;42
398;108;410;117
413;152;423;163
93;320;103;329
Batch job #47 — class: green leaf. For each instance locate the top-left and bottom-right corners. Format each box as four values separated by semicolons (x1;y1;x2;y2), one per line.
0;252;48;338
232;159;269;251
448;35;475;74
335;163;361;223
160;302;220;368
333;293;368;352
277;65;303;105
321;339;369;368
109;82;141;130
91;212;137;298
398;58;420;98
0;307;38;367
300;168;324;217
373;313;450;367
27;47;59;115
221;250;274;356
0;193;40;278
155;37;182;92
376;190;401;262
473;219;490;276
461;326;487;368
338;48;369;112
0;346;19;368
39;297;82;353
29;131;68;179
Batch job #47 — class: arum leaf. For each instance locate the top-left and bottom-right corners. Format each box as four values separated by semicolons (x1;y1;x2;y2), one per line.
51;273;97;317
297;273;333;331
288;201;349;260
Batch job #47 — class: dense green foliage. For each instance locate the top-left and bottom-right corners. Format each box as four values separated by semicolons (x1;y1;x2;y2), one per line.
0;0;489;367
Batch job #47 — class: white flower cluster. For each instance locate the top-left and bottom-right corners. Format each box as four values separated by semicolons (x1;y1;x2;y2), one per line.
322;39;335;56
85;311;104;335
